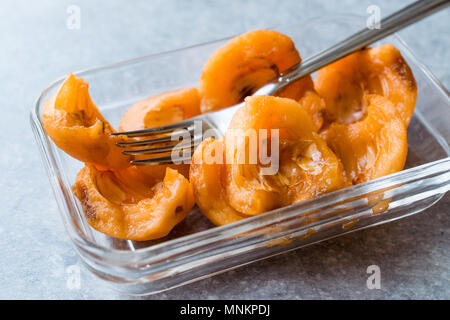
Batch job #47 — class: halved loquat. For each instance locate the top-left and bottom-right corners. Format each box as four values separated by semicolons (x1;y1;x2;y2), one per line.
73;165;195;241
190;95;346;225
199;30;313;113
315;44;417;126
321;94;408;184
43;73;130;170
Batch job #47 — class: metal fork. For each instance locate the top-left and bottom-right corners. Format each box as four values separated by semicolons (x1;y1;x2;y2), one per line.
112;0;449;166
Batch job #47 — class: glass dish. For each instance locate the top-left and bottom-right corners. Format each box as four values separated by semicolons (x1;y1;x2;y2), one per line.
30;15;450;295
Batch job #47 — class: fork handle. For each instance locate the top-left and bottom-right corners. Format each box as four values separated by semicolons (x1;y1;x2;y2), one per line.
257;0;450;95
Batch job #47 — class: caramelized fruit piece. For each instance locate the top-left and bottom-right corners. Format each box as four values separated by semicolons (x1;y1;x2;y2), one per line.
118;87;201;131
225;95;345;215
43;73;130;170
43;77;199;240
199;30;314;113
73;165;195;241
190;95;346;225
315;44;417;126
321;94;408;184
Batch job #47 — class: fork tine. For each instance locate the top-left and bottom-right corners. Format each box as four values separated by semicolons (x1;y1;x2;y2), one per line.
116;135;176;147
111;121;194;137
131;155;192;166
122;138;201;155
115;127;195;148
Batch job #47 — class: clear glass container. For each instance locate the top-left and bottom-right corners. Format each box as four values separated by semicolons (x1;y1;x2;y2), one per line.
30;15;450;295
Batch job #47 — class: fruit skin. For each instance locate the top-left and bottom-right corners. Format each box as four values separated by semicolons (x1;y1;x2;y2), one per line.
118;87;201;131
315;44;417;127
190;95;346;225
321;94;408;185
73;165;195;241
199;29;314;113
43;73;130;170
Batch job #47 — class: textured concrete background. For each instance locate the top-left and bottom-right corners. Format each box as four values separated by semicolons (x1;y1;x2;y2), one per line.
0;0;448;299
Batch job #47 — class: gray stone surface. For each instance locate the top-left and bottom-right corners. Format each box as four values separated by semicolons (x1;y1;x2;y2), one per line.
0;0;448;299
